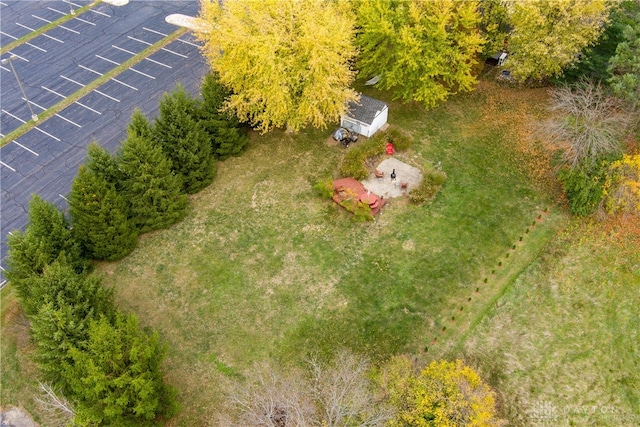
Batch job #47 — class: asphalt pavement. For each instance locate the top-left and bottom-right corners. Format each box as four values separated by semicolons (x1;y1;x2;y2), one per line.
0;1;210;285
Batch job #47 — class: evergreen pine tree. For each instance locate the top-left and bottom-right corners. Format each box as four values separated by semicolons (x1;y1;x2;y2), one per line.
28;261;115;387
128;108;154;140
69;166;138;261
118;133;188;233
62;313;178;426
86;142;123;190
6;195;86;298
154;84;216;194
198;72;248;160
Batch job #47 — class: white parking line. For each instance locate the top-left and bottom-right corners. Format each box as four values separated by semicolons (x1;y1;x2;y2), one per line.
143;27;167;37
55;113;82;128
35;127;60;141
42;33;64;43
129;67;155;79
162;47;188;59
0;2;8;6
23;98;47;111
79;64;102;76
2;109;26;123
13;140;39;156
95;54;119;65
0;161;16;172
145;57;171;68
89;8;110;18
47;6;66;15
111;78;137;91
6;52;28;62
0;65;10;72
177;38;200;48
32;14;52;24
25;98;80;127
15;22;36;32
112;44;136;55
94;89;120;103
75;101;101;115
59;194;69;202
41;85;66;98
75;17;95;26
60;75;85;87
0;30;17;40
60;25;80;34
26;42;46;52
127;35;152;46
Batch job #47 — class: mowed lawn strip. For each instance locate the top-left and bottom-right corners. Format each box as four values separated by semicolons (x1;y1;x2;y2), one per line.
93;81;561;425
0;1;101;56
0;27;187;147
463;219;640;426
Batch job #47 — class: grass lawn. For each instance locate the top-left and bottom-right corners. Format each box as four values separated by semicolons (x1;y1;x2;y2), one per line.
463;218;640;426
1;79;636;426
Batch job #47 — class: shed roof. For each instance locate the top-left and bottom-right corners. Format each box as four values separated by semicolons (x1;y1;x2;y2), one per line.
345;94;387;125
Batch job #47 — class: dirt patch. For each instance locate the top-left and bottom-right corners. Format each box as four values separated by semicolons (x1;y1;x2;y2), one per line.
0;407;38;427
360;157;423;199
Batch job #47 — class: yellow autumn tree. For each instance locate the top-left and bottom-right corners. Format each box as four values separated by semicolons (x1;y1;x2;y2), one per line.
379;357;504;427
507;0;610;82
357;0;485;108
197;0;358;133
602;154;640;215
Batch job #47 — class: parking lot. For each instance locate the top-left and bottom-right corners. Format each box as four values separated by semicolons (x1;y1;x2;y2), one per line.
0;1;210;284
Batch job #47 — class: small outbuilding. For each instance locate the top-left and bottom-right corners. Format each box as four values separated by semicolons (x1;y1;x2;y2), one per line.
341;94;388;138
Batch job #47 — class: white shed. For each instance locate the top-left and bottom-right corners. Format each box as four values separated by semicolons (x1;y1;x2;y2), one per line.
340;94;388;138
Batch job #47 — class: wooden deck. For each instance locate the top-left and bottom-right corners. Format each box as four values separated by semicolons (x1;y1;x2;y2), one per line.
332;177;386;216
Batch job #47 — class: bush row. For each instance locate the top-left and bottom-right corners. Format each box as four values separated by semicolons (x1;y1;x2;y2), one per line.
5;72;248;425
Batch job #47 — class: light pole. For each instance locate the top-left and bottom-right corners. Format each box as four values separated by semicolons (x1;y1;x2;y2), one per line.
1;55;38;122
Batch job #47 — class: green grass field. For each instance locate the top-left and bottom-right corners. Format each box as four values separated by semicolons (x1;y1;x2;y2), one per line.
1;80;637;426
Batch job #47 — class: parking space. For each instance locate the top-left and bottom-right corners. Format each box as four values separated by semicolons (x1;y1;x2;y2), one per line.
1;1;199;135
1;1;205;282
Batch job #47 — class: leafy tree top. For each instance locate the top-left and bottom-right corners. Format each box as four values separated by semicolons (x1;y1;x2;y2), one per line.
197;0;358;132
357;0;485;108
507;0;610;82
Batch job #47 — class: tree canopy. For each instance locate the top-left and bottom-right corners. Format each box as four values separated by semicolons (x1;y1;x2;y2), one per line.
357;0;485;108
6;195;85;288
507;0;610;82
608;2;640;106
153;85;216;193
379;357;502;427
197;0;358;132
69;165;138;261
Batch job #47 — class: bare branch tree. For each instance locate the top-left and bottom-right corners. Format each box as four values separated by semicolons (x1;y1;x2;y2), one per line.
221;351;392;427
224;363;316;427
308;350;392;427
536;80;631;168
34;382;75;427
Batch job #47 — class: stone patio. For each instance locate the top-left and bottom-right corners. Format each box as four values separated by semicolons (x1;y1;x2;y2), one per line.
361;157;423;199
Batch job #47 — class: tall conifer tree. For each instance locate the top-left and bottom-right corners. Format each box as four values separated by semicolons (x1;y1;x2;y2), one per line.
69;166;138;261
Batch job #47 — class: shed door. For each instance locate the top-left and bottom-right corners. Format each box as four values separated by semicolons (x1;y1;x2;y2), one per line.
343;119;362;135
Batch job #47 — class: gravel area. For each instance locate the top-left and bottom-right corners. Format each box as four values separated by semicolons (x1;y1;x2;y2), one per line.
361;157;423;199
1;407;38;427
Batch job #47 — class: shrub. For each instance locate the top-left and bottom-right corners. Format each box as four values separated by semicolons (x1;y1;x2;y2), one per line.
384;126;415;151
339;126;414;180
352;201;374;222
602;154;640;215
557;156;618;216
409;168;447;204
313;178;334;199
